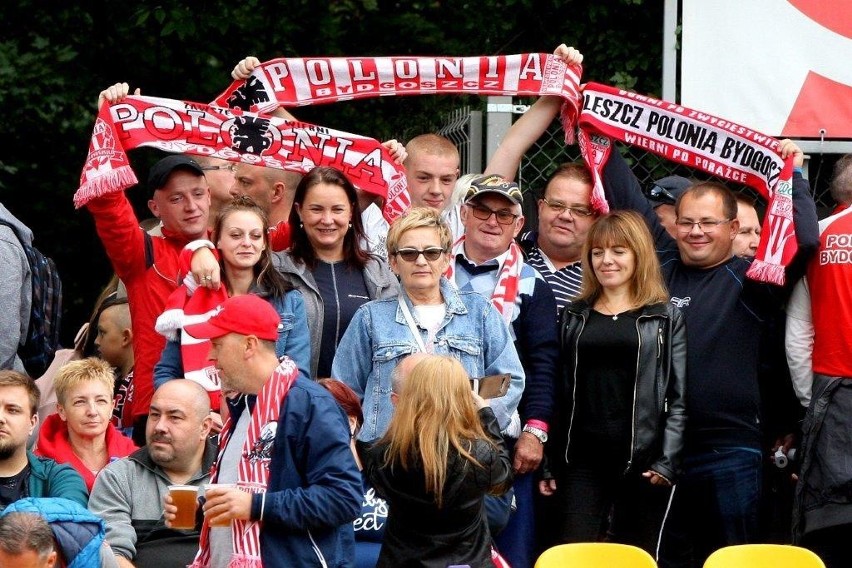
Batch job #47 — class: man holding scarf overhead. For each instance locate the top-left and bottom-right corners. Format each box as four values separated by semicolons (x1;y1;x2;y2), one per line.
598;139;818;567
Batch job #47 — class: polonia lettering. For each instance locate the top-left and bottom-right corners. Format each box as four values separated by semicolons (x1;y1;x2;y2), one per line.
265;55;548;96
644;110;719;154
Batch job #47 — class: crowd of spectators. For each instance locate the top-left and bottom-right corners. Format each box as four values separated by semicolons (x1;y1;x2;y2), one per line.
0;42;847;568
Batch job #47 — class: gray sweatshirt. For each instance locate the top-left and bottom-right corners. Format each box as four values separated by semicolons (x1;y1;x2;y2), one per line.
0;203;33;373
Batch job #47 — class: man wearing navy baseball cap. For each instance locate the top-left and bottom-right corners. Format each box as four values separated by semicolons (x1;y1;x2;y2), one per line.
174;294;360;568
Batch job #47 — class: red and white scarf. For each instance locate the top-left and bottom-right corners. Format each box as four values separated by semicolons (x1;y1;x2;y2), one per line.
190;357;298;568
155;277;227;406
577;82;798;285
445;236;523;326
74;96;406;221
212;54;583;218
212;54;582;136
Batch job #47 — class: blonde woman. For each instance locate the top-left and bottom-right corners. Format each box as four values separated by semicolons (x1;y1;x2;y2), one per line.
358;355;513;568
34;357;137;491
541;210;687;557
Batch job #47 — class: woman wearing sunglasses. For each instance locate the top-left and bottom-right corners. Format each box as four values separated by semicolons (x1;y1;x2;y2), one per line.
332;206;524;444
276;166;399;378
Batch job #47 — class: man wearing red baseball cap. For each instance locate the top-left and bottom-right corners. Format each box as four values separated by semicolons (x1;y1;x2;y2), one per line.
171;295;360;568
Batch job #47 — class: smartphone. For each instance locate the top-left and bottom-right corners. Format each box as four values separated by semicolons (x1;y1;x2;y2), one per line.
470;374;510;399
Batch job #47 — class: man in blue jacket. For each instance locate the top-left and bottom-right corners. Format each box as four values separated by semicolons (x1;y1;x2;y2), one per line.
1;497;119;568
178;294;361;567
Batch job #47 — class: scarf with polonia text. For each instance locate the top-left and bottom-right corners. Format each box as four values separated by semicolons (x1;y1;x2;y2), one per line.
74;96;407;221
211;53;583;221
577;82;798;285
212;53;582;138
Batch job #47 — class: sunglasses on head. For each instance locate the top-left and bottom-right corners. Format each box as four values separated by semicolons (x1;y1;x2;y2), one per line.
647;183;677;204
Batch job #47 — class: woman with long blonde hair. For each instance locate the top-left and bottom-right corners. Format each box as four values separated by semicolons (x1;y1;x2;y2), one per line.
358;355;513;568
541;210;687;558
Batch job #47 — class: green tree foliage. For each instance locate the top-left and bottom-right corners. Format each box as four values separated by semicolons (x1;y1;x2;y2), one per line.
0;0;662;342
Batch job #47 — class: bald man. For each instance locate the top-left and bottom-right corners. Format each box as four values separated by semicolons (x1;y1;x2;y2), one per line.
231;163;303;226
89;380;216;568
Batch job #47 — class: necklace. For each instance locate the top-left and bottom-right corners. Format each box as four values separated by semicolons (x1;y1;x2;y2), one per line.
600;297;623;321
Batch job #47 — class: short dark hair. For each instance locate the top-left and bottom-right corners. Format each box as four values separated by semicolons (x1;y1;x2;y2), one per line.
675;181;738;221
0;370;40;416
540;162;592;198
0;512;55;560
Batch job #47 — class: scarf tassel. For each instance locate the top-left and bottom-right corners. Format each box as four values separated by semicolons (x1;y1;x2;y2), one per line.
155;308;186;340
227;554;264;568
74;165;137;208
746;259;786;286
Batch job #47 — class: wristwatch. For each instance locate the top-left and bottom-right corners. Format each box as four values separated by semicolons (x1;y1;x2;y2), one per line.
522;424;548;444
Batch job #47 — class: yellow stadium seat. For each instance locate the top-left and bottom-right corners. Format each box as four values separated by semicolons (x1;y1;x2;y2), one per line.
534;542;658;567
703;544;826;568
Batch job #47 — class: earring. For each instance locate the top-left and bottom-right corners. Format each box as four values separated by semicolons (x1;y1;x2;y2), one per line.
348;223;353;229
299;223;304;229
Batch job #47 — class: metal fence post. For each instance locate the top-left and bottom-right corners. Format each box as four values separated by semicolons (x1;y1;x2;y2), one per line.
486;96;514;169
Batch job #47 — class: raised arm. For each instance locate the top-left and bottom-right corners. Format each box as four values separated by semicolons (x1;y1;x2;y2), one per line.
231;56;297;121
484;44;583;180
602;147;676;250
781;139;819;261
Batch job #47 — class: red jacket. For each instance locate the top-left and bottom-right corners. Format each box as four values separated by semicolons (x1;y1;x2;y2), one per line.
87;192;198;419
34;412;138;491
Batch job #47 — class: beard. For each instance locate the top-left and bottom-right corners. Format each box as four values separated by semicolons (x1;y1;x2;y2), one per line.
0;439;19;461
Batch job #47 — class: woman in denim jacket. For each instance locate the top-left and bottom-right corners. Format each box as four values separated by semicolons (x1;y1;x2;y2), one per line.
153;196;310;420
333;207;525;443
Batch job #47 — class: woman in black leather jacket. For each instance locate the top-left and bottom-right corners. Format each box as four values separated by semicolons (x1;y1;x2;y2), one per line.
358;355;513;568
540;210;687;558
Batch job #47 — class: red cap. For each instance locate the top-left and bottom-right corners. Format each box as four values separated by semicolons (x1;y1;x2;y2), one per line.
185;295;280;341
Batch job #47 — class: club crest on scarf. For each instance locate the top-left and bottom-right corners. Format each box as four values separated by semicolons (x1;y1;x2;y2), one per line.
86;118;120;171
228;116;273;155
247;422;277;465
227;76;273;112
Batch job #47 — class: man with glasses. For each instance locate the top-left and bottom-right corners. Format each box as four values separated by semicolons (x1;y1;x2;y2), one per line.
601;140;819;568
454;175;559;568
518;163;599;314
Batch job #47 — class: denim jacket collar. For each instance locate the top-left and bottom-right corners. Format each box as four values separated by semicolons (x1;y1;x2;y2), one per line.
396;277;468;325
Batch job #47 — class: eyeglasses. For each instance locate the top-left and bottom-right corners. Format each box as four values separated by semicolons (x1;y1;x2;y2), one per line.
394;247;446;262
648;183;676;204
467;203;519;225
541;198;593;218
675;219;731;232
201;164;237;173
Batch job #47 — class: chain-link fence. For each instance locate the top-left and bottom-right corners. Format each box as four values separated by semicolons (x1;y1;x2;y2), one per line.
442;100;841;225
438;106;483;176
